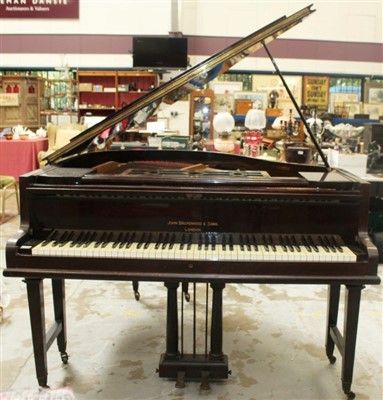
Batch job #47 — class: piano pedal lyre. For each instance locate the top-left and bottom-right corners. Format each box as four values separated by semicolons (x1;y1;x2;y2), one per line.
158;282;229;388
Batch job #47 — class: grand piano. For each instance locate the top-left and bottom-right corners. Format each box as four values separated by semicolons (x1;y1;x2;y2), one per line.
4;5;380;399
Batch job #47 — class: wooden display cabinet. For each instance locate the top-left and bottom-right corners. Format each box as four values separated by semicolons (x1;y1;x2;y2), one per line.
117;71;157;109
77;70;158;120
189;89;214;140
0;75;44;128
40;78;78;124
77;71;117;119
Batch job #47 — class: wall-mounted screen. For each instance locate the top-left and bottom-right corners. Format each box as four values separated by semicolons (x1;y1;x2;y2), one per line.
133;37;188;69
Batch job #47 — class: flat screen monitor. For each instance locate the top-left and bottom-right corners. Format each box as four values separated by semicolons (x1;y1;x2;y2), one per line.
133;37;188;69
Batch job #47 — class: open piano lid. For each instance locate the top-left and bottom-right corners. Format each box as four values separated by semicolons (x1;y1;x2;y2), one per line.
46;5;315;165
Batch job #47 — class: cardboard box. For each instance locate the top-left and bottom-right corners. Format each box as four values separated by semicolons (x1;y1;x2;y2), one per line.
79;83;93;92
118;84;129;92
266;108;282;117
235;99;253;115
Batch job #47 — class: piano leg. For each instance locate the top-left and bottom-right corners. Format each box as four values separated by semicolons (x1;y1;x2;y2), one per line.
132;280;140;301
25;278;68;387
52;279;68;364
25;278;48;387
342;285;363;399
325;284;341;364
325;284;364;400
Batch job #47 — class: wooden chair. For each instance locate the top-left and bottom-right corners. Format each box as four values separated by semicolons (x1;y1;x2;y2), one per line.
0;175;19;222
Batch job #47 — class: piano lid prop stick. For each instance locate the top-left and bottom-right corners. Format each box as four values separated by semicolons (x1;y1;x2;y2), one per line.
262;42;331;170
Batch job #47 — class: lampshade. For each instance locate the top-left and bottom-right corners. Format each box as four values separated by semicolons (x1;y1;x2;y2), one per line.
213;107;235;134
245;106;266;130
305;117;323;136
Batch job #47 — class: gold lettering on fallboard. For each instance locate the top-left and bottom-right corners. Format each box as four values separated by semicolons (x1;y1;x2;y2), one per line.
167;220;219;231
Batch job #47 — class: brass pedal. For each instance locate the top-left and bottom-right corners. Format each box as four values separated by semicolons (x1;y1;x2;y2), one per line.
175;370;186;389
199;370;211;390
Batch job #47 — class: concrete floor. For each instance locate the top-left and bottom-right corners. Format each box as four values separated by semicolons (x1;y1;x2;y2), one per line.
1;194;382;400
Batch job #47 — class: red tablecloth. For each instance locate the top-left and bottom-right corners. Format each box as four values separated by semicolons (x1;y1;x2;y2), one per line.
0;138;48;179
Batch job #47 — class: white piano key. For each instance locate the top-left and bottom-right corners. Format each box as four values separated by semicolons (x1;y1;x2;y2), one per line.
30;232;359;264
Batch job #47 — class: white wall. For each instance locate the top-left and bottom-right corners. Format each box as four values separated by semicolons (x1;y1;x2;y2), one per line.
1;0;382;75
180;0;382;43
0;0;172;35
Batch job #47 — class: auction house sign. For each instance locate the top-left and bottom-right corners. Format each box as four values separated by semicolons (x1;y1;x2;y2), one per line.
0;0;79;19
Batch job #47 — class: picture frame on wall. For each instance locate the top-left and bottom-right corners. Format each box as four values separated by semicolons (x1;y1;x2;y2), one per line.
368;88;383;104
233;92;267;110
363;103;383;120
330;93;359;113
364;82;383;104
343;102;362;118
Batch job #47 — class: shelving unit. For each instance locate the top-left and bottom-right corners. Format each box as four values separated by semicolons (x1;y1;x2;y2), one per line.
40;78;78;124
189;89;214;139
77;70;158;120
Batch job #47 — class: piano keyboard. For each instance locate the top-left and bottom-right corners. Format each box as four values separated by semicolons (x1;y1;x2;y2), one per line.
27;230;357;262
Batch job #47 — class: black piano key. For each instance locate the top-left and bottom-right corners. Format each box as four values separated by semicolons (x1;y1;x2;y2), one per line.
119;232;130;248
144;233;152;249
101;232;113;248
161;233;170;250
239;234;245;252
113;232;125;248
323;235;337;252
307;235;319;252
244;234;251;251
280;235;288;252
251;234;258;251
94;231;107;248
291;235;301;252
155;233;163;250
59;230;73;247
301;235;312;252
222;234;227;251
82;231;96;248
262;234;269;252
42;230;58;247
169;233;176;250
229;234;234;252
204;234;210;251
71;231;85;247
126;232;136;249
268;235;276;252
317;235;326;251
52;230;67;247
318;236;330;253
136;232;146;249
179;233;186;250
285;235;295;252
185;234;192;251
331;235;343;252
211;234;216;251
196;234;202;251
